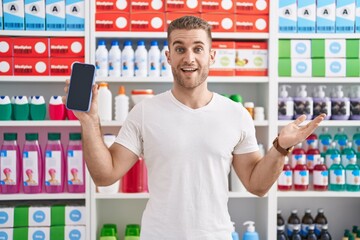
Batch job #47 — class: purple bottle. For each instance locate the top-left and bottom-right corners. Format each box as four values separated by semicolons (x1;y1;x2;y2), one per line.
66;133;85;193
278;85;294;120
44;133;64;193
331;85;350;120
0;133;21;193
22;133;43;194
294;85;313;120
350;86;360;120
313;85;331;120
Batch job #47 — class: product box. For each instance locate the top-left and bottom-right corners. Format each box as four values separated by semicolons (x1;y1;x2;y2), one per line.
235;0;268;14
0;58;13;75
165;12;201;30
28;206;51;227
234;14;268;32
13;58;49;76
65;0;84;31
10;227;50;239
312;58;359;77
131;0;165;12
235;41;267;76
278;0;297;33
130;12;165;32
49;37;84;57
201;0;235;14
50;225;86;240
0;37;13;57
50;57;83;75
51;205;85;226
278;58;312;77
166;0;201;13
278;39;311;58
297;0;316;33
0;206;14;228
0;228;13;239
25;0;45;30
95;12;130;31
346;39;360;58
357;0;360;32
311;39;346;58
46;0;66;31
317;0;336;33
3;0;25;30
95;0;130;12
209;41;235;76
201;13;235;32
13;37;49;58
336;0;356;33
0;0;4;29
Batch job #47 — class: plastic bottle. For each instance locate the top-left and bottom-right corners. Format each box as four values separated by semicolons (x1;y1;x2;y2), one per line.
287;209;301;237
242;221;259;240
277;210;286;230
319;127;332;158
334;127;348;152
313;85;331;120
353;127;360;153
341;142;357;168
291;143;306;169
277;156;292;191
294;153;309;191
328;156;345;191
121;157;145;193
350;86;360;120
313;157;328;191
95;40;109;77
254;107;265;121
0;133;21;193
343;229;350;240
231;222;240;240
134;40;148;77
356;230;360;240
0;96;12;120
331;85;350;120
304;133;318;152
66;133;85;193
307;224;317;240
277;227;288;240
22;133;42;194
160;40;172;77
49;96;66;120
325;142;341;169
319;225;332;240
314;208;328;237
121;40;135;77
44;133;64;193
114;86;129;124
278;85;294;120
293;85;313;120
301;209;314;238
345;157;360;191
148;40;160;77
108;40;121;77
291;225;301;240
13;96;29;120
305;134;321;172
124;224;141;240
29;96;46;120
353;226;359;236
244;102;255;119
99;223;118;240
97;82;113;121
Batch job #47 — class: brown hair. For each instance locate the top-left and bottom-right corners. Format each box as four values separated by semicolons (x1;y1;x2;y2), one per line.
167;16;212;45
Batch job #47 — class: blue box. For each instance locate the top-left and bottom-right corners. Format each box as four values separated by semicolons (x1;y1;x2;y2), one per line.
336;0;356;33
297;0;316;33
356;0;360;32
25;0;45;30
65;0;84;31
0;0;3;29
279;0;297;33
46;0;65;30
317;0;336;33
3;0;25;30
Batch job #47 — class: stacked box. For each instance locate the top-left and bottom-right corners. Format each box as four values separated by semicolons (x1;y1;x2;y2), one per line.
46;0;66;30
235;41;267;76
165;0;201;13
297;0;316;33
25;0;46;30
278;0;297;33
336;0;356;33
3;0;25;30
210;41;235;76
317;0;336;33
65;0;85;31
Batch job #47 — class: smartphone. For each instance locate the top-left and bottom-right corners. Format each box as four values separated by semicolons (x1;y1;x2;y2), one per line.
66;62;96;112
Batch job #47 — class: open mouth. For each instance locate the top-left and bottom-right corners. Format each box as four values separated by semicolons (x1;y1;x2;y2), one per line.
181;67;197;73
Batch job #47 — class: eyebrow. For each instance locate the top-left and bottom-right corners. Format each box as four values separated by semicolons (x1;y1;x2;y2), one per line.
172;40;205;46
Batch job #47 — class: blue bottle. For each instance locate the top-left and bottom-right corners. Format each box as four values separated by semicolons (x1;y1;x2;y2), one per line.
232;222;239;240
242;221;259;240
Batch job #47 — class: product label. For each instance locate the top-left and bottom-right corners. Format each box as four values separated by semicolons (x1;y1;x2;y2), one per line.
25;0;46;30
297;0;316;33
294;170;309;185
317;0;336;33
278;170;292;186
46;0;66;30
341;154;356;167
278;100;294;118
301;224;311;237
314;100;331;117
313;170;329;186
66;0;85;30
294;98;313;115
287;223;301;237
0;150;17;185
45;150;61;186
346;169;360;185
319;138;331;153
329;169;345;184
350;99;360;118
23;151;39;186
291;154;306;168
306;154;321;170
336;0;356;33
279;0;297;32
67;150;83;185
325;153;340;168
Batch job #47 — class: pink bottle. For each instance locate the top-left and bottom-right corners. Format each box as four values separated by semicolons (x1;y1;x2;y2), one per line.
22;133;43;193
290;143;306;169
294;157;309;191
313;157;328;191
305;134;321;172
66;133;85;193
121;157;145;193
278;156;293;191
66;109;78;120
0;133;21;193
49;96;66;120
44;133;64;193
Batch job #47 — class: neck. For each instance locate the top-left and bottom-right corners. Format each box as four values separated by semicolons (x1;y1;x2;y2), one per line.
171;84;213;109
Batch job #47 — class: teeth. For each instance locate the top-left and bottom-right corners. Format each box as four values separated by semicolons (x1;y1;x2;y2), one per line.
182;68;196;71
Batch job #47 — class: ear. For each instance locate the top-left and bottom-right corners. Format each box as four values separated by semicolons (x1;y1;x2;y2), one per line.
165;50;170;63
210;49;216;65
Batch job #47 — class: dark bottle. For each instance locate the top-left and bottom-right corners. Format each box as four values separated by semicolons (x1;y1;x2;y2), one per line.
352;226;358;236
314;208;328;237
306;224;317;240
287;209;301;238
291;225;302;240
277;226;289;240
319;225;332;240
301;209;314;238
343;229;350;239
278;210;285;228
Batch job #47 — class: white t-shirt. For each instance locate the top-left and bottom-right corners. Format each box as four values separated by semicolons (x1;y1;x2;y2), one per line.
116;90;259;240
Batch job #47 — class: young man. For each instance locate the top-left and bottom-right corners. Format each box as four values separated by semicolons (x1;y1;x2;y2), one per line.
64;16;325;239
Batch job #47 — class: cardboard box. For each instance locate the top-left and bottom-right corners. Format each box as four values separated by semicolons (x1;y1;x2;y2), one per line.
46;0;66;31
235;14;268;32
357;0;360;32
297;0;316;33
201;0;235;14
279;39;311;58
66;0;85;31
235;0;268;14
0;0;3;29
50;37;84;57
0;37;13;57
28;206;51;227
131;0;165;12
130;12;165;32
166;0;201;13
51;205;86;226
210;41;235;76
13;37;49;58
95;0;130;12
278;0;297;33
0;58;13;75
50;57;84;76
317;0;336;33
311;58;358;77
3;0;25;30
165;12;200;30
25;0;45;30
311;39;346;58
0;207;14;228
14;58;49;76
278;58;312;77
235;41;267;76
346;39;360;58
0;228;13;239
201;13;235;32
95;12;130;31
336;0;355;33
50;225;86;240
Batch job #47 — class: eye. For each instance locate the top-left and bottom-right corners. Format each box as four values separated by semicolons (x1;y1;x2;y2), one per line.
175;47;184;53
194;47;203;53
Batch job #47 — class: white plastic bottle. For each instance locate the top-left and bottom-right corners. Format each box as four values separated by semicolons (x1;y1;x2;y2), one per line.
160;40;172;77
148;40;160;77
108;40;121;77
95;40;109;77
121;40;135;77
115;86;129;124
134;40;148;77
97;82;112;121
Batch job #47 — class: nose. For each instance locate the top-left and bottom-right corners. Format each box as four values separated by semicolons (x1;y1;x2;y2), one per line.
183;49;195;64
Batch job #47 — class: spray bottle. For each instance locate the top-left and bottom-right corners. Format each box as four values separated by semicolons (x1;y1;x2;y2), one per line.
278;85;294;120
331;85;350;120
350;86;360;120
293;85;313;120
313;85;331;120
242;221;259;240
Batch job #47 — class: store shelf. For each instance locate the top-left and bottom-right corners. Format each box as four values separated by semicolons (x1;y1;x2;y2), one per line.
277;120;360;127
0;76;69;82
278;77;360;83
0;121;122;127
278;33;360;39
277;191;360;198
0;30;85;37
0;193;86;201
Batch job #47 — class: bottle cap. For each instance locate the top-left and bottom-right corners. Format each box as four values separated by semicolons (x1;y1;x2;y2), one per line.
352;86;360;98
131;89;154;95
98;40;106;46
243;221;255;232
318;208;324;213
125;224;140;236
118;86;126;95
99;82;109;88
48;133;61;141
124;40;132;46
4;133;17;141
333;85;344;98
26;133;38;141
305;208;311;213
277;209;282;214
291;209;298;214
317;85;326;98
69;133;81;141
137;40;145;46
164;40;168;46
244;102;254;108
151;40;158;46
279;85;291;98
296;85;308;97
230;94;243;103
111;40;119;46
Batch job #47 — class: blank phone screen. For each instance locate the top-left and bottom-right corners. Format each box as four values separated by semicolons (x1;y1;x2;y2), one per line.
66;63;95;112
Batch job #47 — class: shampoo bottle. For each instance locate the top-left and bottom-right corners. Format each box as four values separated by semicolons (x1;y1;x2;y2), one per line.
13;96;29;120
278;85;294;120
313;85;331;120
293;85;313;120
29;96;46;120
331;85;350;120
242;221;259;240
49;96;66;120
232;222;240;240
350;86;360;120
341;142;356;167
0;96;12;120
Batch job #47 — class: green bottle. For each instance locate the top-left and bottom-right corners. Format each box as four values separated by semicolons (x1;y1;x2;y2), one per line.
346;157;360;191
29;96;46;120
334;127;348;152
319;127;332;158
341;142;357;168
99;223;118;240
328;157;345;191
124;224;140;240
353;128;360;165
13;96;29;120
0;96;12;120
325;142;341;169
230;94;243;104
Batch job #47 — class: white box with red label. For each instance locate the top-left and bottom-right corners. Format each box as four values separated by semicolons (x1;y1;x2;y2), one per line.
235;0;269;14
131;0;165;12
0;58;13;76
235;14;268;32
14;58;49;76
0;37;13;57
13;37;49;58
95;0;131;12
166;0;201;12
95;12;130;31
50;37;84;57
210;41;235;76
50;58;84;76
131;13;165;32
201;13;235;32
235;41;267;76
201;0;235;13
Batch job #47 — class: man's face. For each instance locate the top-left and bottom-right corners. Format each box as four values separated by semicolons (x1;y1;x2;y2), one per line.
166;29;215;89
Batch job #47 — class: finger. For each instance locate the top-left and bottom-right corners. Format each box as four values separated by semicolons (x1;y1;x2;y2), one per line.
301;114;326;136
65;79;70;84
293;114;307;126
62;95;67;105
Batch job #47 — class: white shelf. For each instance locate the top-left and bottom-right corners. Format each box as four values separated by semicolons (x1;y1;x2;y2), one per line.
278;33;360;39
0;76;69;82
278;77;360;83
0;121;122;127
0;30;85;37
277;120;360;127
0;193;86;201
277;191;360;198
